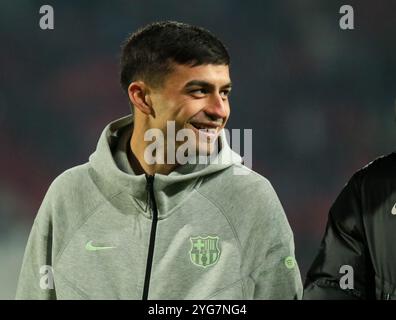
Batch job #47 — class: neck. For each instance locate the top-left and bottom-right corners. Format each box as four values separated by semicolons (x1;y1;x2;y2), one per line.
129;125;178;176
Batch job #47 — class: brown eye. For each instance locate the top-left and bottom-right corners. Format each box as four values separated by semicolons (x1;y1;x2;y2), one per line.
190;89;207;95
220;90;230;98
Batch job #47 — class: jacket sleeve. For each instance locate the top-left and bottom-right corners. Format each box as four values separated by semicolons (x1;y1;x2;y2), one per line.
303;173;375;300
253;235;303;300
15;189;57;300
251;181;303;300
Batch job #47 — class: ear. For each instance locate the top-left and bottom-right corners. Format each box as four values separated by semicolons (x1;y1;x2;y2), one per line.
127;81;155;117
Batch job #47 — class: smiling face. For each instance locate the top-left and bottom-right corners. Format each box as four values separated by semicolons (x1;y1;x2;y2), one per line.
148;63;232;157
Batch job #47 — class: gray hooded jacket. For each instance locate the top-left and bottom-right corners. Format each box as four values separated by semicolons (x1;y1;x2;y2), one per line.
16;115;302;299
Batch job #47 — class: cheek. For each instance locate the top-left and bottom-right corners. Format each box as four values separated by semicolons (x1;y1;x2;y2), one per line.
225;102;231;115
174;100;203;122
222;102;231;122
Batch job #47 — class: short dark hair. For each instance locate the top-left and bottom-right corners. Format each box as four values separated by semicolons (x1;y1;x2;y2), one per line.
119;21;230;93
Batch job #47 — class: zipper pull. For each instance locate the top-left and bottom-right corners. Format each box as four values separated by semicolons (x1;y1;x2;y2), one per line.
145;174;154;195
145;174;154;217
146;174;154;187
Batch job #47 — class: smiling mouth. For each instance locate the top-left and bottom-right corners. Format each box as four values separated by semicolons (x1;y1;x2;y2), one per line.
187;122;220;136
187;121;221;130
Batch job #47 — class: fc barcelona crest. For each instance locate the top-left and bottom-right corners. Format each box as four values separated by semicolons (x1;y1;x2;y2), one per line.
189;235;220;268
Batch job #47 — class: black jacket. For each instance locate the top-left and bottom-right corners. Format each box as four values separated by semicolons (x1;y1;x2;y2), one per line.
304;153;396;300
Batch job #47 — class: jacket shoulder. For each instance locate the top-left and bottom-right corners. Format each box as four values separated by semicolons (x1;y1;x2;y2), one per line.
34;162;110;238
354;152;396;183
197;164;292;242
200;163;277;203
45;162;94;203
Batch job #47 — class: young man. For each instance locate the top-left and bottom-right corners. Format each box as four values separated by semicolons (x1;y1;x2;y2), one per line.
304;154;396;299
16;21;302;299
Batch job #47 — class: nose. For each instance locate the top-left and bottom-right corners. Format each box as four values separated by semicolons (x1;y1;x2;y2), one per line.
204;93;228;121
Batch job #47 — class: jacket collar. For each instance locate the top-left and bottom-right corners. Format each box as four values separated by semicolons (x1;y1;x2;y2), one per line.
89;115;242;218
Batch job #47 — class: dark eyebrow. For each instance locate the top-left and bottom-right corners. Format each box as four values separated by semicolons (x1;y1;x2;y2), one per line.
184;80;232;90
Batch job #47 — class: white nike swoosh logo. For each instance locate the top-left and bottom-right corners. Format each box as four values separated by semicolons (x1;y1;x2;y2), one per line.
85;240;116;251
392;204;396;215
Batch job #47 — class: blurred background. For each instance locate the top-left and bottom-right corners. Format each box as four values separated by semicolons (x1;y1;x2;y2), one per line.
1;0;396;299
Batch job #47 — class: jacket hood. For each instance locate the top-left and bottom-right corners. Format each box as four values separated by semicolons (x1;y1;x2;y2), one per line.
89;115;242;218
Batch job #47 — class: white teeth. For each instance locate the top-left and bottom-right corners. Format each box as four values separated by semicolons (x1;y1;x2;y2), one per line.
189;123;217;132
199;128;217;134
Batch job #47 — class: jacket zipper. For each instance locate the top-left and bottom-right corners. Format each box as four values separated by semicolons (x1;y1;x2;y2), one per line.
142;174;158;300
